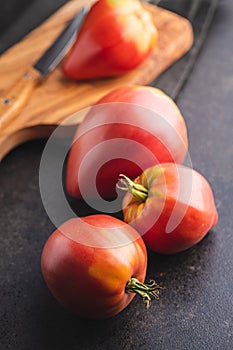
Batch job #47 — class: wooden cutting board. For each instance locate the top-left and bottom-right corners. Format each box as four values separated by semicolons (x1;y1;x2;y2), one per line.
0;0;193;160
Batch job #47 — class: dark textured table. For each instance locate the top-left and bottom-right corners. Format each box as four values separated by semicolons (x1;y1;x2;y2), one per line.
0;1;233;349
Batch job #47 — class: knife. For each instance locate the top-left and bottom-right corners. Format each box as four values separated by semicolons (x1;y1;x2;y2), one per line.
0;6;89;131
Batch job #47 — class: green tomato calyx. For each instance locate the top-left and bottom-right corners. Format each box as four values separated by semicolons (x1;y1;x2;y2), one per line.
126;277;160;308
117;174;148;202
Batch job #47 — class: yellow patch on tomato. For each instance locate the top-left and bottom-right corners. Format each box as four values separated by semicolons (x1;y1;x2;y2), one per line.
107;0;126;8
88;260;130;293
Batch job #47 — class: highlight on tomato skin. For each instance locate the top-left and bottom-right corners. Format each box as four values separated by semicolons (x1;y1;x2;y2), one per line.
66;86;188;199
41;214;160;319
119;163;218;254
62;0;158;80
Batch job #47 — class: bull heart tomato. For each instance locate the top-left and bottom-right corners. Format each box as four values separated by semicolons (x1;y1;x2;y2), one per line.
118;163;218;254
66;86;188;199
41;215;159;319
62;0;158;79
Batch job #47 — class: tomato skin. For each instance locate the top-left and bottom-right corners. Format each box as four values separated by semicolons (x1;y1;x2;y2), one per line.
62;0;158;79
41;215;147;319
66;86;188;199
122;163;218;254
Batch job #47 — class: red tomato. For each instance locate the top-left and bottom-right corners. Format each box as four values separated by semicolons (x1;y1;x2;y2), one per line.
66;86;188;199
41;215;159;319
62;0;158;79
119;163;218;254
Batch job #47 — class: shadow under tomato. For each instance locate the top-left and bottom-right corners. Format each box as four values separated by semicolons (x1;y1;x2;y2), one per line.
29;280;137;350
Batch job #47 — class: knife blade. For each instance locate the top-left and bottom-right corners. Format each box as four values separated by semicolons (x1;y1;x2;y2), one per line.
0;6;89;131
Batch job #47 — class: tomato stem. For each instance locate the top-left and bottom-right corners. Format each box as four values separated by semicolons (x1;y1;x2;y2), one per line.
117;174;148;202
126;277;160;308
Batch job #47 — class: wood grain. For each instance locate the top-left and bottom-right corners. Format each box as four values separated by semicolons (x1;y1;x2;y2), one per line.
0;0;193;160
0;67;42;131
